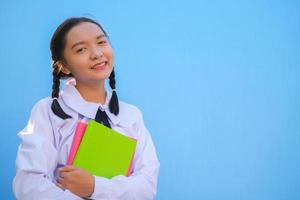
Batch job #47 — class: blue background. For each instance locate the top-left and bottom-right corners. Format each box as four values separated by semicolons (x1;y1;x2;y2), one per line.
1;0;299;199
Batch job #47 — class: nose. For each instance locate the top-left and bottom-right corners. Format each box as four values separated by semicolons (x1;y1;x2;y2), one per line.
90;46;104;60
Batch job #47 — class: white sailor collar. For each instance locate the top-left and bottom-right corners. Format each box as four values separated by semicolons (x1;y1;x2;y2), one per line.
60;78;121;126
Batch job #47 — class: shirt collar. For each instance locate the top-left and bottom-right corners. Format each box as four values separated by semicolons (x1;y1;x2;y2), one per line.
60;78;120;125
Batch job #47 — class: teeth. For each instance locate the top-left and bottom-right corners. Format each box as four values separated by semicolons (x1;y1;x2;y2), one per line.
92;62;106;69
99;62;106;66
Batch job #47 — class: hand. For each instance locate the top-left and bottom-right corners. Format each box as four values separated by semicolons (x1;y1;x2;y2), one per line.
57;165;95;198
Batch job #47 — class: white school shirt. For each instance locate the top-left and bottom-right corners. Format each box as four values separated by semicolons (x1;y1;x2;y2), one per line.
13;78;160;200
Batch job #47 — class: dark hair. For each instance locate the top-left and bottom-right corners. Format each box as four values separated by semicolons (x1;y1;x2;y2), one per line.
50;17;119;119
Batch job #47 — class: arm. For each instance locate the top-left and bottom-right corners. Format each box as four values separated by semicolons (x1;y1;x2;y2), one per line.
13;99;82;200
90;111;160;200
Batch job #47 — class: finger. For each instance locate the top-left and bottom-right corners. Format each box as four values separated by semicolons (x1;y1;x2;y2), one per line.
56;182;65;191
57;176;64;184
58;165;76;173
59;171;68;179
57;177;69;190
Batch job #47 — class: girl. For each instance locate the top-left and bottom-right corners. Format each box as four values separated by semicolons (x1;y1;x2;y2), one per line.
13;17;160;200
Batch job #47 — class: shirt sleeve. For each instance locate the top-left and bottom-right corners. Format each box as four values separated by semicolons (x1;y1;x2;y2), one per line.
90;109;160;200
13;99;82;200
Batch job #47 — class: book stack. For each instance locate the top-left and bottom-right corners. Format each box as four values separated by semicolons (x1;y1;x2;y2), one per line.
67;119;137;178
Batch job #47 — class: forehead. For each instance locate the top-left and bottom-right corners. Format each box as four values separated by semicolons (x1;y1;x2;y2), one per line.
65;22;105;46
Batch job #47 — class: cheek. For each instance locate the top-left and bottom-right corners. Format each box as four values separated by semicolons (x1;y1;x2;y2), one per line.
104;46;113;58
65;57;89;76
69;54;88;66
107;48;114;65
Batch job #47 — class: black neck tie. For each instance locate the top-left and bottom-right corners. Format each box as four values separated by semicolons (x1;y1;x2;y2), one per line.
95;108;111;128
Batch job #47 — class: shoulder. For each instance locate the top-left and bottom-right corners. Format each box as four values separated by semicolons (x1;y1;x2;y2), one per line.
19;97;55;139
30;96;79;125
30;97;52;115
116;100;144;126
24;97;58;126
119;100;143;118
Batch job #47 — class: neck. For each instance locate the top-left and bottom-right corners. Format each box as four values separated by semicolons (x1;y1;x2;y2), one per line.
75;80;107;105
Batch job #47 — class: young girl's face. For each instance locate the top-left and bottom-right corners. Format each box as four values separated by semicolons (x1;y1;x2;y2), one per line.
62;22;114;86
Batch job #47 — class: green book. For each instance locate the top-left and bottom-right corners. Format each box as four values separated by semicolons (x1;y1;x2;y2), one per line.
72;119;137;179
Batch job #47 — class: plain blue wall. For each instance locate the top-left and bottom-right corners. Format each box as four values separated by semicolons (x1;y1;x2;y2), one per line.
1;0;299;199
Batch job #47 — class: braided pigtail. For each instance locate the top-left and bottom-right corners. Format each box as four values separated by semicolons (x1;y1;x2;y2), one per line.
51;66;72;119
109;69;119;115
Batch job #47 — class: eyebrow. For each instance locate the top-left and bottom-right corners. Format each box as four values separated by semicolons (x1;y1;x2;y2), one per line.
71;34;106;49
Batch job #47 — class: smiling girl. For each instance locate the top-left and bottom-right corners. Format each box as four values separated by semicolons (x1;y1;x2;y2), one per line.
13;17;160;200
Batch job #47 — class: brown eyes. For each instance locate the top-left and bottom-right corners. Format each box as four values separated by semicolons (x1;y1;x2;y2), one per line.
98;40;107;45
75;41;107;53
76;48;85;53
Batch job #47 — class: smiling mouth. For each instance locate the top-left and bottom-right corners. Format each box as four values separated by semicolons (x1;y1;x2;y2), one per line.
91;61;108;70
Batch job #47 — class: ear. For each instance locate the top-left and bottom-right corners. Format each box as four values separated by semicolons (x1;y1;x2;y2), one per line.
57;61;71;75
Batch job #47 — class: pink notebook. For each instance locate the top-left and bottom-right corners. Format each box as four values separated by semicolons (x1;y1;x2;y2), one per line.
67;121;135;176
67;122;87;165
